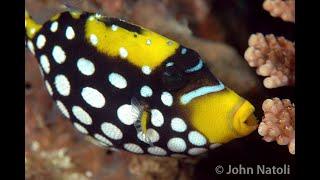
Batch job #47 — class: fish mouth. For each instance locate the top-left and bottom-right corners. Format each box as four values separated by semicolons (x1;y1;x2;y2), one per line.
232;101;258;136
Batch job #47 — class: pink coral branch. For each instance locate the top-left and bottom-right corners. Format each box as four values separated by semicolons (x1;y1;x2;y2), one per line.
258;98;295;154
244;33;295;88
263;0;295;23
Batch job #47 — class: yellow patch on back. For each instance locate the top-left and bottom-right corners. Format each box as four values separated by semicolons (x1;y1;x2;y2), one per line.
25;11;42;39
50;13;61;21
84;16;179;68
70;11;81;19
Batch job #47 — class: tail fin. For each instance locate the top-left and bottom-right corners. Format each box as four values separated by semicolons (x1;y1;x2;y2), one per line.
25;10;42;40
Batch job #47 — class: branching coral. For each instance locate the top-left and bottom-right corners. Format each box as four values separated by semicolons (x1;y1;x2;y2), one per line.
244;33;295;88
258;98;295;154
263;0;295;23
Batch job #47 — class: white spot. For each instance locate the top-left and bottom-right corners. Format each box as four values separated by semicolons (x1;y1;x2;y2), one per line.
150;109;164;127
147;146;167;156
145;128;160;143
171;118;187;132
36;34;46;49
72;106;92;125
90;34;98;45
88;16;95;21
188;148;208;156
27;40;35;54
188;131;207;146
181;48;187;55
140;85;153;97
77;58;95;76
45;81;53;96
52;45;66;64
54;74;71;96
81;87;106;108
95;13;102;19
117;104;135;125
56;100;70;118
73;122;88;134
65;26;75;40
111;25;118;31
50;21;58;32
146;39;152;45
167;137;186;152
119;47;128;58
124;143;144;154
101;122;123;140
166;62;174;67
94;134;113;146
40;55;50;74
209;143;222;149
180;84;225;105
161;92;173;106
167;41;173;46
108;72;127;89
141;66;152;75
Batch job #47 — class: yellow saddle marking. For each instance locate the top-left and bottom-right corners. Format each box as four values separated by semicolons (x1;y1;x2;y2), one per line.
85;16;179;68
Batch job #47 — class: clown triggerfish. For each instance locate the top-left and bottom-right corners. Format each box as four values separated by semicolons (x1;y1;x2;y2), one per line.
25;10;258;157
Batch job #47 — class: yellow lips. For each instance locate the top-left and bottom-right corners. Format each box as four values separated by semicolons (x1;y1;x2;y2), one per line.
233;101;258;136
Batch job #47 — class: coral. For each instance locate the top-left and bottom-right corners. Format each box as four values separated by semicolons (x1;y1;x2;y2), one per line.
263;0;295;23
129;156;194;180
258;98;295;154
244;33;295;88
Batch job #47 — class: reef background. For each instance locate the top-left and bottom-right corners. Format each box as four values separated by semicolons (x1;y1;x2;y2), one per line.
25;0;295;179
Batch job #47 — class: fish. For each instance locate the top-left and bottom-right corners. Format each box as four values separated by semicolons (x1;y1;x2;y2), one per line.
25;9;258;157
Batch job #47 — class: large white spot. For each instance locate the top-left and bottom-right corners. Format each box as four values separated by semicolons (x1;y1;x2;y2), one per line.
72;106;92;125
73;122;88;134
101;122;123;140
40;55;50;74
209;143;222;149
144;128;160;143
66;26;75;40
52;45;66;64
124;143;144;154
140;85;153;97
36;34;46;49
94;134;113;146
27;40;35;54
108;72;127;89
141;66;152;75
147;146;167;156
188;131;207;146
54;74;71;96
90;34;98;45
81;87;106;108
56;100;69;118
77;58;95;76
117;104;135;125
50;21;58;32
151;109;164;127
188;148;208;156
171;118;187;132
167;137;186;152
45;81;53;96
161;92;173;106
119;47;128;58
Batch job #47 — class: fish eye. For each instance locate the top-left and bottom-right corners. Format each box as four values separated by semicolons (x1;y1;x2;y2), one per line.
161;66;188;91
